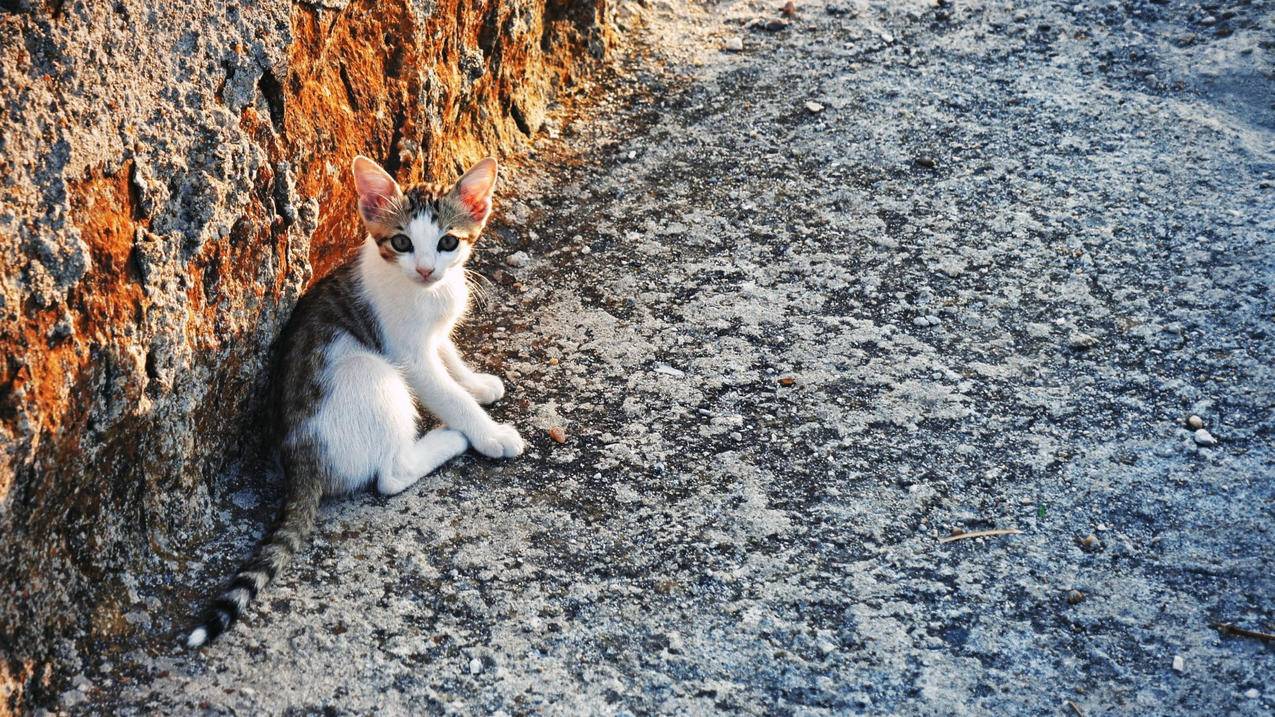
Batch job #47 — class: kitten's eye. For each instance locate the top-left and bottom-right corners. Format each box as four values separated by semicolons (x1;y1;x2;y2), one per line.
389;234;413;253
437;234;459;252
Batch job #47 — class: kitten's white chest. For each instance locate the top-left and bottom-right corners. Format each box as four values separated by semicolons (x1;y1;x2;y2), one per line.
359;252;468;361
386;279;466;355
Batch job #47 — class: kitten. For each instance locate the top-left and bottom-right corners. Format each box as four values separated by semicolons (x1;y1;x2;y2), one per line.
186;155;524;648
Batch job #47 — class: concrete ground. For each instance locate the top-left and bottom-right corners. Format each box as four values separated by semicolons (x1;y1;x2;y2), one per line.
79;0;1272;714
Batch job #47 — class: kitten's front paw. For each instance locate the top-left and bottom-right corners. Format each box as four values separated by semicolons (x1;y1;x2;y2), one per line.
465;373;505;405
469;422;524;459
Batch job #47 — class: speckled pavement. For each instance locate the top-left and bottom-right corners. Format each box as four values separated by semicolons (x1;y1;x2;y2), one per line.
83;1;1273;714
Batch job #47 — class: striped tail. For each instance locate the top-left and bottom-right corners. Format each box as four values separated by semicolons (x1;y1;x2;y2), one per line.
186;474;322;648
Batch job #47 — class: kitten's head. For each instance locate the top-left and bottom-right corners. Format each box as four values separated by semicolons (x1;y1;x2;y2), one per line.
351;155;498;288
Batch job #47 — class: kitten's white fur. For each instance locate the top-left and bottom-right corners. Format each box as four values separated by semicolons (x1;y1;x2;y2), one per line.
289;236;523;497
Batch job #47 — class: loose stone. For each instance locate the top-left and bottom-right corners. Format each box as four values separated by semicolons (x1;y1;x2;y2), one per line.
1068;332;1099;350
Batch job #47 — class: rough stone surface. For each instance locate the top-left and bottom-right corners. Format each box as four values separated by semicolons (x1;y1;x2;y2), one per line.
10;0;1275;714
0;0;613;710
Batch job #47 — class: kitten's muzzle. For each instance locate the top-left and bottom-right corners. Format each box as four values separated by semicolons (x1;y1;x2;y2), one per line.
416;267;434;282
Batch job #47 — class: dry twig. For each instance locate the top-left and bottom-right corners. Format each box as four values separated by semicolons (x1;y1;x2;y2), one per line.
1213;623;1275;643
938;528;1023;544
1065;700;1085;717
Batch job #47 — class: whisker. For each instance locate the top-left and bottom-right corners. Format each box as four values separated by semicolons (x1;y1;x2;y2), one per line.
465;268;495;292
461;268;495;317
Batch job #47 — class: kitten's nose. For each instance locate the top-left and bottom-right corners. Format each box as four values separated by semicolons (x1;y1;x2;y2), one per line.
416;267;433;281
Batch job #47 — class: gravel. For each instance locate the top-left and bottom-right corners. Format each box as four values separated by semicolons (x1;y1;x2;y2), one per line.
503;251;531;268
1193;428;1219;446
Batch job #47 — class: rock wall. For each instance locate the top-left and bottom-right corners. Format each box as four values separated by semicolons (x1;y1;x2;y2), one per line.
0;0;613;708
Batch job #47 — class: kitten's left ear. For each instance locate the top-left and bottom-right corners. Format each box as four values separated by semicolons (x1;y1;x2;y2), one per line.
352;155;403;227
450;157;498;225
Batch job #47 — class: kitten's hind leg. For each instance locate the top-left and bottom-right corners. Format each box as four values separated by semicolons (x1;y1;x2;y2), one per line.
377;428;469;496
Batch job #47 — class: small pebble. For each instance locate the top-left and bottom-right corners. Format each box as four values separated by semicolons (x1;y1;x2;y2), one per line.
781;1;798;17
1246;688;1260;699
1187;415;1204;430
778;376;797;386
915;155;937;169
1067;590;1085;605
548;357;559;366
469;657;483;675
1172;655;1185;673
722;36;744;52
548;426;567;444
1078;534;1101;551
1192;428;1217;446
805;101;825;114
1068;332;1099;350
666;632;685;653
505;251;530;268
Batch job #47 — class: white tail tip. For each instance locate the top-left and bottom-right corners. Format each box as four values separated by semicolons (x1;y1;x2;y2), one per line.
186;627;207;648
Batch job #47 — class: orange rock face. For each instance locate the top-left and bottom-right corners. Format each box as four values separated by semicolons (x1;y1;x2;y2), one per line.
0;0;613;710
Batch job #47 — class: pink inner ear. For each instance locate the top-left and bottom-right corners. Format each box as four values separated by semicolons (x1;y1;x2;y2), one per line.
458;187;491;221
358;193;388;222
353;158;400;223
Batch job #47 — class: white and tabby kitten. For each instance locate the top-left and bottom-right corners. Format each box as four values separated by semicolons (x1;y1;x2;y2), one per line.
187;155;523;647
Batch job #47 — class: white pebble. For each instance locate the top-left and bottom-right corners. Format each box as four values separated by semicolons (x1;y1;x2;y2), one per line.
1187;415;1204;429
1246;688;1260;699
505;251;531;268
722;36;744;52
1172;655;1185;673
469;657;483;675
654;364;686;378
1068;332;1099;350
666;632;684;653
805;101;825;114
1192;428;1217;446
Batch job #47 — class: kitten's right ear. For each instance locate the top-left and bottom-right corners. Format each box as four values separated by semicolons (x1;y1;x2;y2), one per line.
351;155;402;227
